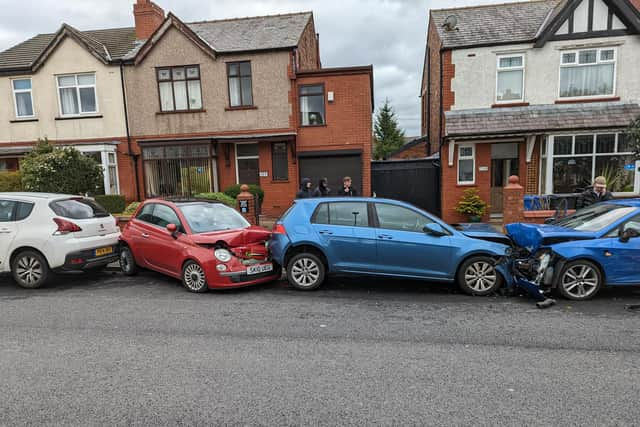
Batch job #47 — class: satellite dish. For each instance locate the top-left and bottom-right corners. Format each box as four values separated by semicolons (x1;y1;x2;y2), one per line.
443;15;458;31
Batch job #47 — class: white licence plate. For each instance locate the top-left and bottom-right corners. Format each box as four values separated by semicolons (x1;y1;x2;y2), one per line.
247;263;273;275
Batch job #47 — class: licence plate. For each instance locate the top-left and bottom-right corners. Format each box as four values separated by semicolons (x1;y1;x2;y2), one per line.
95;246;113;257
247;263;273;275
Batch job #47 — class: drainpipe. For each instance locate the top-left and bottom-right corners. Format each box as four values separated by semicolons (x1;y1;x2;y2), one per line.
119;60;141;201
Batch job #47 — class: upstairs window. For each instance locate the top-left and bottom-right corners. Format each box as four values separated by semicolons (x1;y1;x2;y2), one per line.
496;55;524;103
57;73;97;116
12;78;34;118
157;66;202;112
299;84;325;126
559;48;615;98
227;61;253;107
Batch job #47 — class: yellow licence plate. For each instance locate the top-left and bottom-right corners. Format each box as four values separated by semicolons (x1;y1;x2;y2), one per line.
95;246;113;257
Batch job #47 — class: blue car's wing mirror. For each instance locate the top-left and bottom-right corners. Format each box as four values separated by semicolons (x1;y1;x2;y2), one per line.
423;223;447;237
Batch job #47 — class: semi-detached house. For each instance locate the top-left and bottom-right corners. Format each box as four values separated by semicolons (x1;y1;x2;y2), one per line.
0;0;373;217
421;0;640;223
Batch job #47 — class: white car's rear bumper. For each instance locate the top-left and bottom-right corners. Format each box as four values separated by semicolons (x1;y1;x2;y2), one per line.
44;232;121;269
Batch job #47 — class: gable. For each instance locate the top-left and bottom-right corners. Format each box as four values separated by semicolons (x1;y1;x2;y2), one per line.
536;0;640;46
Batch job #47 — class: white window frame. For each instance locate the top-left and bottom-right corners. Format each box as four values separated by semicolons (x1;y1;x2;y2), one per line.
558;48;617;100
234;142;260;184
457;145;475;185
11;78;35;119
542;133;638;196
495;54;525;104
56;73;99;117
73;144;120;195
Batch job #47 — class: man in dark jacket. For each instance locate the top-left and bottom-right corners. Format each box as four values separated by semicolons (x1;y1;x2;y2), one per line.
577;176;613;209
312;178;331;197
338;176;358;197
296;178;314;199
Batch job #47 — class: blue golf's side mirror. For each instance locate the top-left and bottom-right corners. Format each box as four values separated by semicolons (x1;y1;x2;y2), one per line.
423;223;447;237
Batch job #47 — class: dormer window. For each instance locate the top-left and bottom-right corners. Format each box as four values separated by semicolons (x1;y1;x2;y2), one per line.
559;48;615;99
496;54;524;103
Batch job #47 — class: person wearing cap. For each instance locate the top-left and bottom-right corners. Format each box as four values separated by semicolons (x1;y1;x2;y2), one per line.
577;176;613;209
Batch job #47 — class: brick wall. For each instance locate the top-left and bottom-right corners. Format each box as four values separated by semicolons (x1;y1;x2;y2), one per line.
525;137;541;194
426;19;442;155
387;142;427;160
296;18;320;71
631;0;640;10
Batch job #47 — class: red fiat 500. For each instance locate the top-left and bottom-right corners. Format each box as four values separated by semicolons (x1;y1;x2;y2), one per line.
119;199;280;292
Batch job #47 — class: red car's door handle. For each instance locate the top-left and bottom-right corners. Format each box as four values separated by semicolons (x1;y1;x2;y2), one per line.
141;233;149;238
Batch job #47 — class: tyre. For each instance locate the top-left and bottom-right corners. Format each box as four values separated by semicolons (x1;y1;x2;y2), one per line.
286;252;326;291
182;260;209;293
457;256;503;296
119;246;138;276
557;260;602;301
11;250;50;289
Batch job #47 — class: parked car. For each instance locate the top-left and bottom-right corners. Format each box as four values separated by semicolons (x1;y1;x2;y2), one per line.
269;197;512;294
0;193;120;289
119;199;280;292
506;199;640;301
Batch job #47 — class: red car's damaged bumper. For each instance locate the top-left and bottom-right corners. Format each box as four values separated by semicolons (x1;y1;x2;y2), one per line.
201;258;282;289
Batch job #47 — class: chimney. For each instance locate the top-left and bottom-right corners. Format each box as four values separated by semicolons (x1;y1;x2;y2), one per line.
134;0;165;40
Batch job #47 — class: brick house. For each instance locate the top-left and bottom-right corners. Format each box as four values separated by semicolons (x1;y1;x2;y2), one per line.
0;0;373;217
421;0;640;223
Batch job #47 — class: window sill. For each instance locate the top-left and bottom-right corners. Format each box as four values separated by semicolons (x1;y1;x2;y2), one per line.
555;97;620;104
271;180;290;184
156;109;206;115
456;183;476;187
10;118;38;123
225;105;257;111
492;102;529;108
300;124;327;128
55;115;102;121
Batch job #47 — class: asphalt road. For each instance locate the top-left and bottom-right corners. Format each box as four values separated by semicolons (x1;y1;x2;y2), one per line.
1;270;639;426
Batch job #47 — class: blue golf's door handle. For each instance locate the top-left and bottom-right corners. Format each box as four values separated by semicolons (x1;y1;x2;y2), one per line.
319;230;333;235
378;234;393;240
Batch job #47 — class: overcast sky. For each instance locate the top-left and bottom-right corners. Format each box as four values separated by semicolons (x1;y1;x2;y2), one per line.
0;0;520;136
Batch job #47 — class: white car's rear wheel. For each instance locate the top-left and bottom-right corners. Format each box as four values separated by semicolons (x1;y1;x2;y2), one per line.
11;250;50;289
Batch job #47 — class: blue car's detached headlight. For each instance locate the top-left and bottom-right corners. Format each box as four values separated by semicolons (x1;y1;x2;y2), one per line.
214;248;232;262
504;247;514;256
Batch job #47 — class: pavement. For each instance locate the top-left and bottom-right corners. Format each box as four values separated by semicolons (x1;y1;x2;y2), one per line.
1;270;640;426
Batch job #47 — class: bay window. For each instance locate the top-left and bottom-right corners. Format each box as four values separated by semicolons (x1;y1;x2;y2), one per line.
12;78;34;118
57;73;97;116
559;48;615;98
458;145;475;184
496;55;524;102
77;145;120;195
542;133;637;194
157;65;202;112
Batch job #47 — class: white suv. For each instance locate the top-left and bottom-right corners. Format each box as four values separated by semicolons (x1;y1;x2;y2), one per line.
0;193;121;288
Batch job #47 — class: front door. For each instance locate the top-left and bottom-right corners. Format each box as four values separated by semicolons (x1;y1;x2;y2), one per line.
490;143;520;214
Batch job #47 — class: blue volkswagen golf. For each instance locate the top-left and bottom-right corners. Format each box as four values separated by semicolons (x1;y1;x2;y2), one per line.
269;197;512;295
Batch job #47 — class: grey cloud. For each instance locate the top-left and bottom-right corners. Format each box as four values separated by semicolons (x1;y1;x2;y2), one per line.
0;0;522;135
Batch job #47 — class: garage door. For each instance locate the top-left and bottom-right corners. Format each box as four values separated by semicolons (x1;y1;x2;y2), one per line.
299;151;362;196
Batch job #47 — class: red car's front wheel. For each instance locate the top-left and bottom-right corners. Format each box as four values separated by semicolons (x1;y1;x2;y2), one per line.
182;260;209;293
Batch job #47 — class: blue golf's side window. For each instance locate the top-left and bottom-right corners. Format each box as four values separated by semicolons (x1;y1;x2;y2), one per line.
375;203;433;233
312;202;369;227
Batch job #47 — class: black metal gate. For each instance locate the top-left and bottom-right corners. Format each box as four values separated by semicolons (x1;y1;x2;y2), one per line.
371;158;441;215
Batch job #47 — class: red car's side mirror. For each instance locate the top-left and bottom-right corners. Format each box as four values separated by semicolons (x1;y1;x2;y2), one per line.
166;223;178;235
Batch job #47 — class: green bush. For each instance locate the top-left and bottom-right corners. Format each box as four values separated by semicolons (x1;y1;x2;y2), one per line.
194;192;236;207
123;202;141;215
223;184;264;204
0;171;23;192
21;139;103;194
94;195;126;214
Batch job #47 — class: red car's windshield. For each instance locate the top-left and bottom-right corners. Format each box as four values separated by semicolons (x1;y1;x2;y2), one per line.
179;203;250;234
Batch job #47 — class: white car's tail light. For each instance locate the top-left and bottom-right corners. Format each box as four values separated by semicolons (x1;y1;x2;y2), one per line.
53;218;82;235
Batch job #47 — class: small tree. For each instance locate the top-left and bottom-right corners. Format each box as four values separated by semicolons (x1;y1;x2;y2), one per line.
373;99;406;160
626;115;640;160
455;188;488;221
21;138;103;195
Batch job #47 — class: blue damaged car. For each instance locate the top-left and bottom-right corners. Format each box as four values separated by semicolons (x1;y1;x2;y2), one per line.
506;199;640;301
269;197;512;295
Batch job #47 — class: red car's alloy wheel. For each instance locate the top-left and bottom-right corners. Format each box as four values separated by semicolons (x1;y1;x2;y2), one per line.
182;261;208;293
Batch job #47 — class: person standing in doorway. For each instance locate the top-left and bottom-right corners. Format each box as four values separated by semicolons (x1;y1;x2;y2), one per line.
338;176;358;197
313;178;331;197
296;178;314;199
577;176;613;209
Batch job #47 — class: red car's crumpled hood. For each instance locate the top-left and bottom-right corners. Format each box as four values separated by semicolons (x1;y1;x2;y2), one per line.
190;226;271;246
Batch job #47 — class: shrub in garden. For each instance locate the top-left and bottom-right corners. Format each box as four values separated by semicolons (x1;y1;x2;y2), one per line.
94;195;126;214
194;192;236;207
123;202;141;215
0;171;23;192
